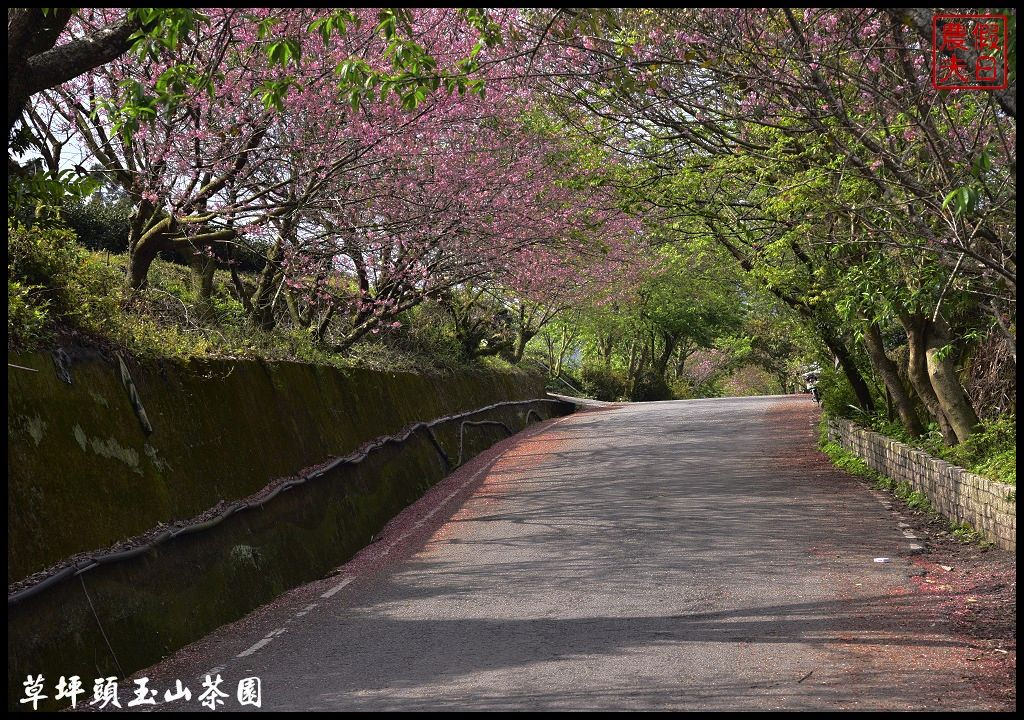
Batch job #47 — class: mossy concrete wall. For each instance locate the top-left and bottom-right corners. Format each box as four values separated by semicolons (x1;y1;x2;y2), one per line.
8;349;568;710
8;348;546;583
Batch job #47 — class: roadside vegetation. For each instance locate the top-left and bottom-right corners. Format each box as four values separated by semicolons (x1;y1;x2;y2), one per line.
818;421;990;545
8;219;510;374
865;413;1016;487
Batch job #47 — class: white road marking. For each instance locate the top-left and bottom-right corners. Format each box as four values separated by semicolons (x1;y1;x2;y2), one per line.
321;577;354;599
171;435;530;676
230;452;508;660
296;603;318;617
237;638;273;657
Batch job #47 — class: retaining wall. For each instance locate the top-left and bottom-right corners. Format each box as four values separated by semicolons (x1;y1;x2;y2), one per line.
8;349;550;583
827;417;1015;552
7;348;571;709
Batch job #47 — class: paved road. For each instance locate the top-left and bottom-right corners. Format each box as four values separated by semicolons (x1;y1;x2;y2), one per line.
140;396;991;711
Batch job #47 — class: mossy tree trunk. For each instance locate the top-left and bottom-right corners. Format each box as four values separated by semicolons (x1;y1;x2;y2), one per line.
190;254;216;316
251;237;285;330
861;320;924;436
899;311;958;445
924;316;980;443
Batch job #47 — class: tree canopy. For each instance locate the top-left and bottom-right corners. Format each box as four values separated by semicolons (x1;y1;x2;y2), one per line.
7;7;1016;448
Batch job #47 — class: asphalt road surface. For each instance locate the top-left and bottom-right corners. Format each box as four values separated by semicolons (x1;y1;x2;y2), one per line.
135;395;998;711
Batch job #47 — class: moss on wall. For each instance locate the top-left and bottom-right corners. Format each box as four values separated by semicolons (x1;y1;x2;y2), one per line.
7;349;544;584
8;401;566;711
7;348;568;711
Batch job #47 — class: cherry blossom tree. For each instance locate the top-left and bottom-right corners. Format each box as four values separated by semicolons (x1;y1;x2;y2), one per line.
31;8;641;350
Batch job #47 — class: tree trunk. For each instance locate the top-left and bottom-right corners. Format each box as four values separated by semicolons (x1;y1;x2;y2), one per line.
251;239;283;330
819;325;875;414
312;305;336;344
924;317;980;443
127;232;167;290
283;287;308;328
230;267;254;315
899;312;958;444
601;334;614;369
861;320;924;436
625;339;640;396
511;329;533;363
653;331;678;380
553;325;575;377
190;254;216;316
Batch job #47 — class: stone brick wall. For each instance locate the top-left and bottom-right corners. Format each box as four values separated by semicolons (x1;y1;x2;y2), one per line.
827;418;1015;552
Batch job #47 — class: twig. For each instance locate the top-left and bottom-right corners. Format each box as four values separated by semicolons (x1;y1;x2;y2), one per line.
7;363;39;372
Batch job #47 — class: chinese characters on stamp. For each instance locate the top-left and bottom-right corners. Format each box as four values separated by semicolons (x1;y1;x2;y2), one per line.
932;14;1009;90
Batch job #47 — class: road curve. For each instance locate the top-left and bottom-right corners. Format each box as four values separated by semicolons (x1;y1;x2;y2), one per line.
135;395;997;711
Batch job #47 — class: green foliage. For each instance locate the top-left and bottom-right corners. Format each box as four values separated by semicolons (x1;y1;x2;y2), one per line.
5;224;513;376
687;372;724;399
629;370;673;402
902;487;933;513
126;8;205;60
669;377;693;400
8;279;50;347
345;304;471;373
7;222;122;350
816;365;867;420
579;364;627;401
820;438;878;481
948;521;984;544
59;197;134;253
8;222;81;291
563;243;809;402
926;415;1016;486
867;412;1016;487
7;168;102;221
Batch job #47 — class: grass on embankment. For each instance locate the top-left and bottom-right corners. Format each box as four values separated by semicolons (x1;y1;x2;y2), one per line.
817;417;995;545
8;222;512;375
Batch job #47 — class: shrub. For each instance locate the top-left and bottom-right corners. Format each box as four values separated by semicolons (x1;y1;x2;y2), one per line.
60;197;133;253
629;370;673;402
690;376;724;398
8;279;50;348
817;365;871;420
670;378;693;399
943;415;1016;485
8;221;81;289
580;364;627;401
7;222;123;346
